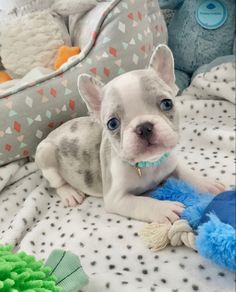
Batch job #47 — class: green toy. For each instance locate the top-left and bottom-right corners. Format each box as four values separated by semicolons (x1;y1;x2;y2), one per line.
0;245;89;292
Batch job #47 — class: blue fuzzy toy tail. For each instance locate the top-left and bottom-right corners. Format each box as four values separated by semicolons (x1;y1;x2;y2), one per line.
196;213;236;272
150;178;213;229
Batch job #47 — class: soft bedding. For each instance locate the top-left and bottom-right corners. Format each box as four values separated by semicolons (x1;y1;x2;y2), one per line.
0;62;235;292
0;0;167;166
0;67;53;91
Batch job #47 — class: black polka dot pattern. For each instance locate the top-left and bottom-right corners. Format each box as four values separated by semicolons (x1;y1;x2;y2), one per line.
184;62;235;104
0;65;235;292
178;62;235;189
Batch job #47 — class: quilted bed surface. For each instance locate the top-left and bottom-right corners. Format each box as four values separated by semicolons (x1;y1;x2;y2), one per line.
0;62;235;292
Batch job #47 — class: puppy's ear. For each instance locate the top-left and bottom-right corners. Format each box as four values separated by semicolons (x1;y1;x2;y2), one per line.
78;74;104;118
149;45;178;95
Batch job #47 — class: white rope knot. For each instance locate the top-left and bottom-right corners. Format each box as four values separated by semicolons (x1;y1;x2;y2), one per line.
168;220;196;249
139;219;196;251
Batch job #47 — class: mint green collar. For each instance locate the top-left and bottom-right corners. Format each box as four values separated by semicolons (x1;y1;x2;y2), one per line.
130;152;170;169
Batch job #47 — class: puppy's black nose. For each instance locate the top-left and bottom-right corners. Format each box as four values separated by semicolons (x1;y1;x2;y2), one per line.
135;122;154;140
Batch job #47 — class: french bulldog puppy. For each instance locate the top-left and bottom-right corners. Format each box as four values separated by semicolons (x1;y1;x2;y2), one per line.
35;45;224;223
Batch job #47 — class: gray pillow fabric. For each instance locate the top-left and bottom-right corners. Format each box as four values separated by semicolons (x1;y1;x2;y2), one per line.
0;0;167;166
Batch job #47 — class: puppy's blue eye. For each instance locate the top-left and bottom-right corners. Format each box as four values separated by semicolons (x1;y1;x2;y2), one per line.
107;118;120;131
160;99;173;111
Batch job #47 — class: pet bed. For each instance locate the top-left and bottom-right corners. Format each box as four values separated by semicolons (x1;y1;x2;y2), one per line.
0;61;235;292
0;0;167;166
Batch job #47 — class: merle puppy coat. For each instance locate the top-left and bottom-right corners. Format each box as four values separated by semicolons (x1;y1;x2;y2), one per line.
35;45;224;223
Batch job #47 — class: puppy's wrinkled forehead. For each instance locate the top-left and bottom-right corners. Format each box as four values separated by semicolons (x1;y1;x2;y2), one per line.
102;69;173;119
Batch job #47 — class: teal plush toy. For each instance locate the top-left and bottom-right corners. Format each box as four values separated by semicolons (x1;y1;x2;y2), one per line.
159;0;236;91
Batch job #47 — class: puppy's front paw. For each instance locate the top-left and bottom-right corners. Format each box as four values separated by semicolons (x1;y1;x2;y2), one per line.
153;201;185;224
56;184;86;207
197;179;225;195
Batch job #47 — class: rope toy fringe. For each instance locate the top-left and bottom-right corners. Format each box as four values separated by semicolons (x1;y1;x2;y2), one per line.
139;219;196;251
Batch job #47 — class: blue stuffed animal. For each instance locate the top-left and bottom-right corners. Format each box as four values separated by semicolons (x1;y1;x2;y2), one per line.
139;178;236;271
159;0;236;91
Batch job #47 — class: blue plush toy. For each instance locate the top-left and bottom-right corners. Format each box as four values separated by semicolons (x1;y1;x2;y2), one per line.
139;178;236;271
159;0;236;91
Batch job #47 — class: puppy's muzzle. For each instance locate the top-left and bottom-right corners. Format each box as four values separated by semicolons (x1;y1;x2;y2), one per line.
135;122;154;141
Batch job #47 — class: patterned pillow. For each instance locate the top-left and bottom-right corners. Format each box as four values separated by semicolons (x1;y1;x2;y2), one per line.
0;0;167;166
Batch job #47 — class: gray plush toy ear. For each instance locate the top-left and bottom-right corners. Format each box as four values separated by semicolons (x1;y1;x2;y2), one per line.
149;44;178;95
78;74;104;119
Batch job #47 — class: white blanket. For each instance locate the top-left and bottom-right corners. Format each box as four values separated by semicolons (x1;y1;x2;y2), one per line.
0;62;235;292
